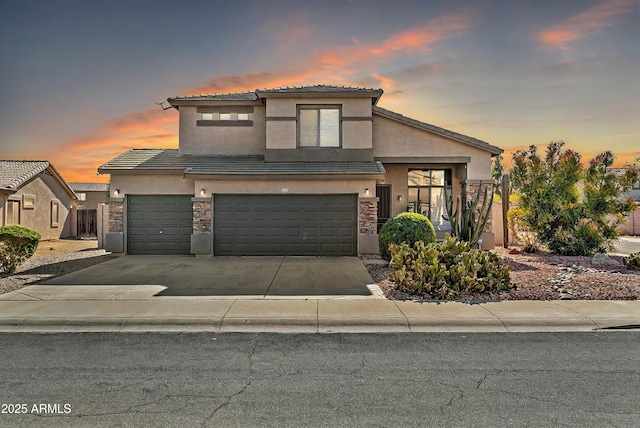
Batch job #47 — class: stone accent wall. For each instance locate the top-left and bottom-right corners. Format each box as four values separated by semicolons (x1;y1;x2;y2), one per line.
108;200;124;233
193;200;212;234
359;199;378;235
462;181;495;233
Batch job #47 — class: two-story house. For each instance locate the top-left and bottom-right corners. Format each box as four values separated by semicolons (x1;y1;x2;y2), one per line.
98;85;502;256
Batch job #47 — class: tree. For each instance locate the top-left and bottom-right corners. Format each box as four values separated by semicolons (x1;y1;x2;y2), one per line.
491;154;504;197
510;141;639;256
491;154;504;181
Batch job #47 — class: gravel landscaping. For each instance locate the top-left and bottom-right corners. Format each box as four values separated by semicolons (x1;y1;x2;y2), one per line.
363;248;640;301
0;240;117;295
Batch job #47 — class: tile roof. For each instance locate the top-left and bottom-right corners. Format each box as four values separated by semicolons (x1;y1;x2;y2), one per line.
98;149;386;177
0;160;50;190
255;85;383;95
372;106;503;155
167;91;258;102
69;182;109;192
168;85;383;103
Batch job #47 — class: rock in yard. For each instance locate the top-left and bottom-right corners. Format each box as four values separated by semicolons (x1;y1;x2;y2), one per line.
591;253;620;267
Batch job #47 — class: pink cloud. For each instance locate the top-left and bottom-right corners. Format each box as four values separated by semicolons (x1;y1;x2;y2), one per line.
51;11;473;182
536;0;637;50
313;10;472;71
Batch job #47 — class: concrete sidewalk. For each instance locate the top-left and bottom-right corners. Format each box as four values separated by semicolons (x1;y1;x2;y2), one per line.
0;284;638;333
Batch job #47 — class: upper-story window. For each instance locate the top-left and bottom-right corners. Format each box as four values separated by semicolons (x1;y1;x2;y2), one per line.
197;107;253;126
298;107;340;148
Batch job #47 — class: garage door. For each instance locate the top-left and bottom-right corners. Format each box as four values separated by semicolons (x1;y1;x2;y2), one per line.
127;195;193;255
214;194;357;256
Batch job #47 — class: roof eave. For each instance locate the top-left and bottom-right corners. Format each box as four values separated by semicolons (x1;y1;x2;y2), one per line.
373;107;503;155
185;172;386;180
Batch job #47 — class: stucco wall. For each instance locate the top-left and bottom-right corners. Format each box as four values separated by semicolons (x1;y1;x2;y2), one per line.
6;173;74;239
109;174;195;197
372;115;492;180
178;105;266;155
265;97;373;151
0;191;8;227
76;190;108;210
194;178;375;197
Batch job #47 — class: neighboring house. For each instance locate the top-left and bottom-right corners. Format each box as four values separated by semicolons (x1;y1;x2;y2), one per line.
0;160;77;240
613;168;640;236
99;85;502;256
69;182;109;210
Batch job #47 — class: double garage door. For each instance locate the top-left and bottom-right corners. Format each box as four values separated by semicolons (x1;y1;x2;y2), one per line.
127;194;358;256
215;194;357;256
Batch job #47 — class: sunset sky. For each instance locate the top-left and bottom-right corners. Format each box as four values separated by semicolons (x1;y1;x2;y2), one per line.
1;0;638;183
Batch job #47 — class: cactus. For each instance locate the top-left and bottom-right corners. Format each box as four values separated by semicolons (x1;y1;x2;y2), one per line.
388;235;511;299
444;181;495;247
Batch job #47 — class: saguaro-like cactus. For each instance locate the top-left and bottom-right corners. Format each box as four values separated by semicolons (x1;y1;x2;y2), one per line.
444;182;495;247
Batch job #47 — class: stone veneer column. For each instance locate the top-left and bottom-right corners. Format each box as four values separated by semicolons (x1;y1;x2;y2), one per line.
191;197;212;255
105;198;124;253
192;200;212;234
108;200;124;233
358;197;379;254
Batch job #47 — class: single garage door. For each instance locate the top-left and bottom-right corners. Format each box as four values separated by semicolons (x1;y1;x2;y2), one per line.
214;194;357;256
127;195;193;255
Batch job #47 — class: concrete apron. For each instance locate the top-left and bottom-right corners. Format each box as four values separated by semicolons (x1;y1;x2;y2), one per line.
33;255;383;299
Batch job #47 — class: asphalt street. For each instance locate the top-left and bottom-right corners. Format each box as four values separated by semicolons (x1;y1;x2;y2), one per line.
1;332;638;427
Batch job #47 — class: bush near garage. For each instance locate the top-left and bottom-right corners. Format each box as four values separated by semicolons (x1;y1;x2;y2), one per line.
0;225;41;274
378;212;436;259
388;235;511;299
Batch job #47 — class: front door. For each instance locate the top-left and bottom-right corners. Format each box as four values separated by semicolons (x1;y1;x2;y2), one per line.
376;184;391;232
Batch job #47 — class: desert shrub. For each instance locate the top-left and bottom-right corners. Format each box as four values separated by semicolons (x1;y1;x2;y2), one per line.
623;252;640;271
378;212;436;259
388;234;511;299
507;207;540;253
0;225;41;274
511;142;639;256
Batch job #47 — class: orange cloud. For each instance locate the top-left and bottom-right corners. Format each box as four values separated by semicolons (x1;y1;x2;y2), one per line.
49;108;179;182
536;0;637;50
51;10;472;182
313;10;472;71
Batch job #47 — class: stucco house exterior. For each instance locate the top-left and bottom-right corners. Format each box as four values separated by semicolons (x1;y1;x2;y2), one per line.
69;182;109;210
0;160;77;240
99;85;502;256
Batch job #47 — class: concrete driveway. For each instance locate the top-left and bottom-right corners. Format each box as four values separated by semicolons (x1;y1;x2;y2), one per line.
40;256;376;297
612;236;640;255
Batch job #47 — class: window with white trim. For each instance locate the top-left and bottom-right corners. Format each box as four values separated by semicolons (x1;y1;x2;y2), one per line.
298;107;340;148
51;200;60;227
197;111;253;125
6;200;20;225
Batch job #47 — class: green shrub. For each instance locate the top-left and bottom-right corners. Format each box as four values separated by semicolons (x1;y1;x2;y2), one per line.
623;252;640;271
510;142;640;256
388;234;511;299
378;212;436;259
0;225;41;274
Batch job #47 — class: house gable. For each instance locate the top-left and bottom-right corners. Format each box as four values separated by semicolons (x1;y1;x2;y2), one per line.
0;161;76;239
372;111;498;180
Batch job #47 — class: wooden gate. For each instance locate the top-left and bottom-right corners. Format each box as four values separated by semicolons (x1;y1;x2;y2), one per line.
77;209;97;238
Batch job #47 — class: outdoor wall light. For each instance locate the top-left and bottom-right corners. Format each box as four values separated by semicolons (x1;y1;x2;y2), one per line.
114;189;120;196
397;195;402;201
200;188;206;196
365;188;370;195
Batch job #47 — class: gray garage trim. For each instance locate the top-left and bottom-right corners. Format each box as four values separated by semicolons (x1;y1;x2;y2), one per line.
214;194;357;256
127;195;193;255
